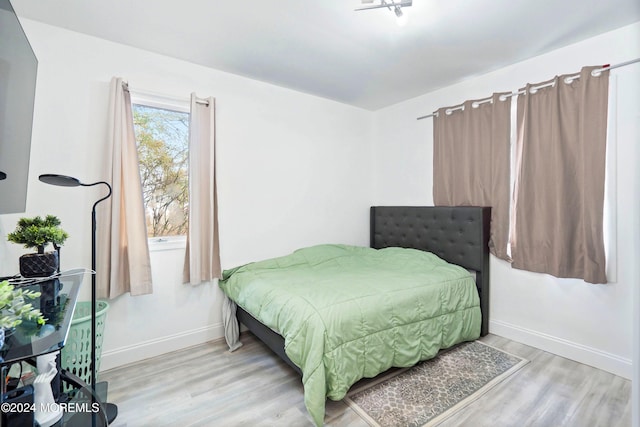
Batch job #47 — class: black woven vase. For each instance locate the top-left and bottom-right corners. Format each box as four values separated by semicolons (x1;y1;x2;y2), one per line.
19;251;59;277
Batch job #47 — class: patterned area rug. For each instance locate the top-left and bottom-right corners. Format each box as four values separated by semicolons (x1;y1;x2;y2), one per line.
344;341;528;427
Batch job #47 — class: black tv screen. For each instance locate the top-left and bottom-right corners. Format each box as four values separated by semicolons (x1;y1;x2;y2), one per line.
0;0;38;214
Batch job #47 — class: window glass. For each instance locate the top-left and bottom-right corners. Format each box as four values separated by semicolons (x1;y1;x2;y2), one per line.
132;104;189;238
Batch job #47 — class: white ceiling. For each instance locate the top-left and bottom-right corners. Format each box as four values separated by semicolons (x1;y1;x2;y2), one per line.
10;0;640;110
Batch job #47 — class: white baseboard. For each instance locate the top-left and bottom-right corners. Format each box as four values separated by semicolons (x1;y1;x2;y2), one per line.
99;323;224;372
490;319;632;380
99;320;631;380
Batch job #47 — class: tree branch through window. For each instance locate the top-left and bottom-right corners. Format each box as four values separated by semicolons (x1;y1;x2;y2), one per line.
132;104;189;238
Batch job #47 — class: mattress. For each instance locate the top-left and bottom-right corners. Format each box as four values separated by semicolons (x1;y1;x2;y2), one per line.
219;244;481;426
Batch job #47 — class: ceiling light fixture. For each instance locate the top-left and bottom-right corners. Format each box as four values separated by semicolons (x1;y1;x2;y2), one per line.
355;0;413;26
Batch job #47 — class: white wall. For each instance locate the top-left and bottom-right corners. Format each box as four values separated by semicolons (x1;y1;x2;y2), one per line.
372;23;640;380
0;16;637;399
0;19;373;370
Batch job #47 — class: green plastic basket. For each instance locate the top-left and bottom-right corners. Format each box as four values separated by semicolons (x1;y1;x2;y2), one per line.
61;300;109;392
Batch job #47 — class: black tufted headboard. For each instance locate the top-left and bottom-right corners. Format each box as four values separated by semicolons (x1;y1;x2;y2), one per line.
370;206;491;336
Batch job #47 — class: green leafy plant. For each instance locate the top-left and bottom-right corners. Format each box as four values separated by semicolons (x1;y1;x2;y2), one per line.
7;215;69;254
0;280;45;329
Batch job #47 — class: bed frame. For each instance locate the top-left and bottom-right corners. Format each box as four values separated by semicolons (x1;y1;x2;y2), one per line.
236;206;491;375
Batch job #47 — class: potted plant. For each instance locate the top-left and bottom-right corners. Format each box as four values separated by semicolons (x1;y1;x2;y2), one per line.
0;279;45;347
0;280;45;329
7;215;69;277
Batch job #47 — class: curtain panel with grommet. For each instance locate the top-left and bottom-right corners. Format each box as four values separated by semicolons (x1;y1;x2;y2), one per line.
433;92;512;261
510;66;609;284
183;94;221;286
99;77;153;299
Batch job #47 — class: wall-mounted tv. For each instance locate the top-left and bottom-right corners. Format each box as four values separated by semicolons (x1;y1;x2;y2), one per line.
0;0;38;214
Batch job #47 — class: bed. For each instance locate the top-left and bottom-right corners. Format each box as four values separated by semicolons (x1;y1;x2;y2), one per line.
219;206;490;426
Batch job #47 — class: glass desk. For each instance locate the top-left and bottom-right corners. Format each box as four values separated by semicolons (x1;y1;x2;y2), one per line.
0;269;95;427
0;270;83;369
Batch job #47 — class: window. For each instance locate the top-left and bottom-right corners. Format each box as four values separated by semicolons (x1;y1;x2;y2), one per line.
132;102;189;241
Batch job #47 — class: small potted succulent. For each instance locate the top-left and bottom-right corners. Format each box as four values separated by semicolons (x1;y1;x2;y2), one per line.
7;215;69;277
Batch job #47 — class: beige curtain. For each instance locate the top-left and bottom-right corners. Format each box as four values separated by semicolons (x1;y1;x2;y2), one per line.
183;94;221;285
433;93;511;260
510;66;609;284
98;77;153;298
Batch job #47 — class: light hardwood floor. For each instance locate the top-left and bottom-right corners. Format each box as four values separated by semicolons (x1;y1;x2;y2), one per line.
101;333;631;427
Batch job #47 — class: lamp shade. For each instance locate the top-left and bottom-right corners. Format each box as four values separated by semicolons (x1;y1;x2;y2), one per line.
39;174;82;187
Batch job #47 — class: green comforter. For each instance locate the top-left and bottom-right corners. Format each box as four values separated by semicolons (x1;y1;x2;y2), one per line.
219;244;481;426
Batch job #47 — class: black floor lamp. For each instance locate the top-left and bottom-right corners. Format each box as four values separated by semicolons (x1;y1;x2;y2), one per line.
39;173;117;426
